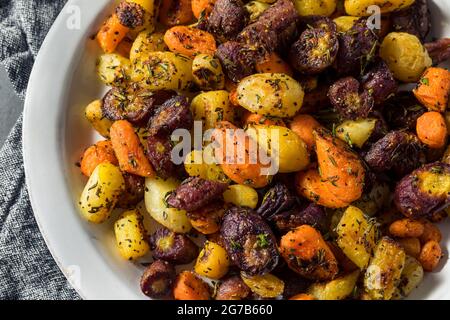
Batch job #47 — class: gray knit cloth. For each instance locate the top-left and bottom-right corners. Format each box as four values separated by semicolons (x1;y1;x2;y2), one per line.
0;0;80;300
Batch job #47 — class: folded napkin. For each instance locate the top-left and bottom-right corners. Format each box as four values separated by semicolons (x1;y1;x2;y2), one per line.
0;0;80;300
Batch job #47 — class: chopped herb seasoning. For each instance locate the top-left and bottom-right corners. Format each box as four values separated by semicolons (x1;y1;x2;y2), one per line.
256;234;270;248
344;132;353;147
230;241;242;250
328;155;338;167
420;77;430;86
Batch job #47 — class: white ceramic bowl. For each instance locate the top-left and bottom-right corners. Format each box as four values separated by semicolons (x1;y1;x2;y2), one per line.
23;0;450;299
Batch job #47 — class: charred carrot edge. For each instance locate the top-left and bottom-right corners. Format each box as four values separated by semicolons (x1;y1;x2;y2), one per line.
295;168;349;208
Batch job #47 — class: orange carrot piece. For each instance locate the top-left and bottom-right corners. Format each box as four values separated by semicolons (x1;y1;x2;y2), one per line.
212;121;271;188
419;240;442;272
289;293;316;300
256;52;293;76
416;111;448;149
314;128;365;204
419;220;442;244
280;225;338;281
191;0;216;19
110;120;155;177
413;67;450;112
80;140;118;177
164;26;216;58
289;114;322;151
295;168;349;208
173;271;211;300
242;112;286;127
389;218;425;238
96;14;130;53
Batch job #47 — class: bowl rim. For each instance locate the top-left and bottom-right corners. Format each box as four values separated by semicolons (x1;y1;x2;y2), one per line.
23;0;142;300
22;0;450;300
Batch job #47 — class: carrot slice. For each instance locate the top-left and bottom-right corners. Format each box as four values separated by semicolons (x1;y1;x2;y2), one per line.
314;128;365;204
212;121;271;188
173;271;210;300
96;14;130;53
80;140;118;177
413;67;450;112
110;120;155;177
164;26;216;58
295;168;349;208
416;111;448;149
280;225;338;281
